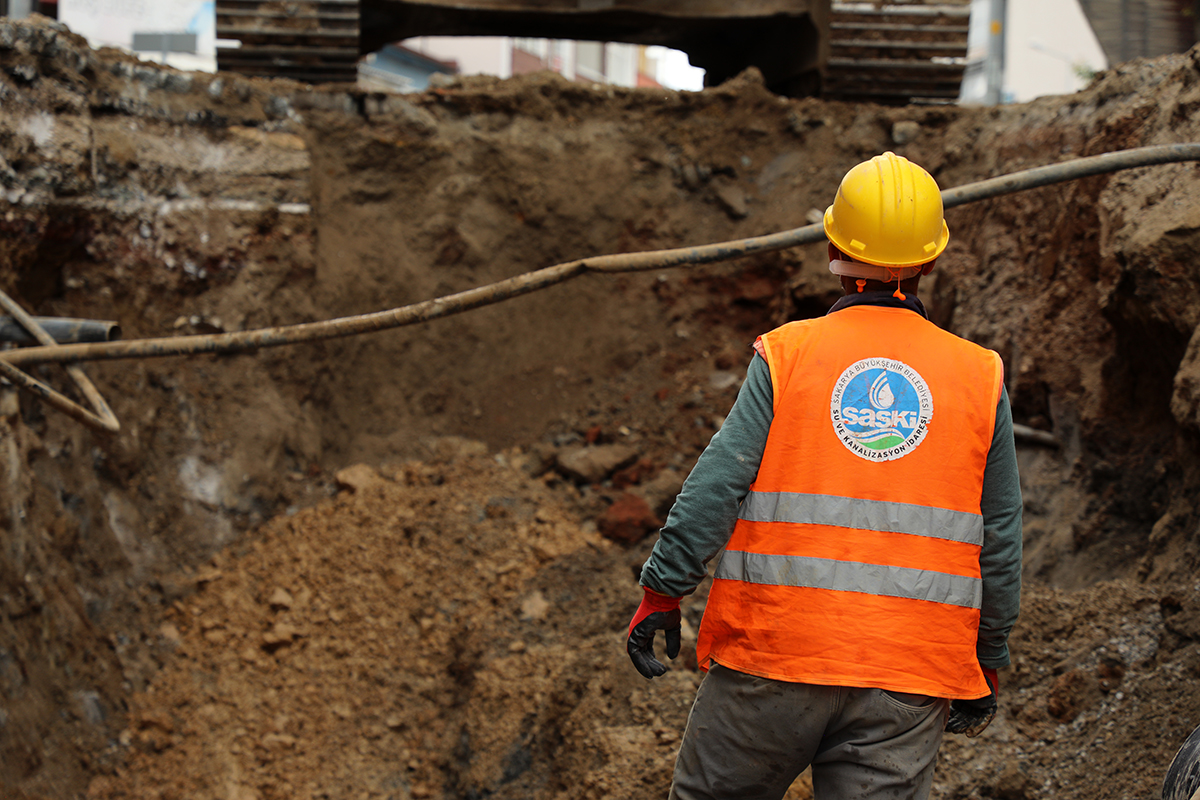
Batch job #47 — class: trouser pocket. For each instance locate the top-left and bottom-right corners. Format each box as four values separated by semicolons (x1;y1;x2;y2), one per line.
881;689;936;709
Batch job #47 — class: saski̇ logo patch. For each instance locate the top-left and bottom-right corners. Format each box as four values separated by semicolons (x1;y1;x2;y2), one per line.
830;358;933;461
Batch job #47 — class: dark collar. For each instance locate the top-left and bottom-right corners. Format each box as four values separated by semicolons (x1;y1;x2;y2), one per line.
828;290;929;320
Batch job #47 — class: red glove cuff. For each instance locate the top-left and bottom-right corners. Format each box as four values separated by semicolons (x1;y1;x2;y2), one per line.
982;667;999;697
628;588;680;637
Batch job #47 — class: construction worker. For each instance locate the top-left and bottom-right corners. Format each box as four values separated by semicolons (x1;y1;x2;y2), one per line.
626;151;1023;800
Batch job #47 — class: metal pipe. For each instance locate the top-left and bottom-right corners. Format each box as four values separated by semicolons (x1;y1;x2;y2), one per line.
1012;423;1060;447
0;317;122;345
0;291;120;432
939;143;1200;208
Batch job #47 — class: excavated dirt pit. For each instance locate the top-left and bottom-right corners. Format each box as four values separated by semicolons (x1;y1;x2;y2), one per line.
4;15;1200;800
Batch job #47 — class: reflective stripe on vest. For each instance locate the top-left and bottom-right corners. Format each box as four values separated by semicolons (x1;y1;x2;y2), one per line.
738;490;984;546
715;550;982;609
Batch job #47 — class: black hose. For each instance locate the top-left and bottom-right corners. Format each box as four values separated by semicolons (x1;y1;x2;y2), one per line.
941;143;1200;208
2;143;1199;432
6;143;1200;371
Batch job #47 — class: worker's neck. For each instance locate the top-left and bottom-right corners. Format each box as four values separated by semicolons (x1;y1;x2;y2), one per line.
840;276;921;296
829;287;929;319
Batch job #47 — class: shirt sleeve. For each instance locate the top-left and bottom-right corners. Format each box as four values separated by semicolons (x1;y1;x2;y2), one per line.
639;353;774;597
977;385;1024;669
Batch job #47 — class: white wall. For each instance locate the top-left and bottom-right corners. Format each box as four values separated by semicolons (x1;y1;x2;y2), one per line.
648;46;704;90
602;42;639;87
59;0;216;72
405;37;656;89
1005;0;1107;101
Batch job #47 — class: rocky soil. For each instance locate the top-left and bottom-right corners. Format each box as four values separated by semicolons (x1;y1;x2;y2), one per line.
3;13;1200;800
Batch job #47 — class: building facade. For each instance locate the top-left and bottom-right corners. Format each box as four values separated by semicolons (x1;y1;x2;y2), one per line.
402;36;661;89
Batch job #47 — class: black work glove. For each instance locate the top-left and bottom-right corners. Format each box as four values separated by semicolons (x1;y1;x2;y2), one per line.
945;667;999;737
626;589;682;679
1162;721;1200;800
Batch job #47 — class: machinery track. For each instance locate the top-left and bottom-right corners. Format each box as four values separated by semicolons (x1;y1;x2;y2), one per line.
216;0;361;84
215;0;971;103
824;1;971;104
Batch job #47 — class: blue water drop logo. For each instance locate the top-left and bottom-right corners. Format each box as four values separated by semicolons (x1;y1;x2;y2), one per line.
830;358;933;461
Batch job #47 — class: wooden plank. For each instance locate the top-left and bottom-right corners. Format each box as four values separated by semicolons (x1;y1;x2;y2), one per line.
825;76;964;89
831;22;969;33
831;3;970;17
216;0;363;83
827;57;965;71
831;39;968;52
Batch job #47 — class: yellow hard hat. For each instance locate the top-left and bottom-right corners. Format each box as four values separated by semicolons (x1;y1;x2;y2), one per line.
823;151;950;268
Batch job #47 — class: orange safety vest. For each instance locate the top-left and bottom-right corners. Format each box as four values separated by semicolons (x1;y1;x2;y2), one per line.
696;305;1004;700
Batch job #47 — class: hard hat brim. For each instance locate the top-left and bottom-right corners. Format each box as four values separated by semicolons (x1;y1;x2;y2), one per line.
824;205;949;268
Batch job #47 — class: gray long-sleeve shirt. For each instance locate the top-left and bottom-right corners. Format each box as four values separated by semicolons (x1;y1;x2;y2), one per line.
640;292;1023;670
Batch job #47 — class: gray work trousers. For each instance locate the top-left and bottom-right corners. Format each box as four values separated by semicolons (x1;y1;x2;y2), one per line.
669;664;950;800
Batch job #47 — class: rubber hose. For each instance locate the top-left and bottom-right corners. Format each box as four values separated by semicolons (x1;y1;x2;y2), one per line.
3;143;1200;369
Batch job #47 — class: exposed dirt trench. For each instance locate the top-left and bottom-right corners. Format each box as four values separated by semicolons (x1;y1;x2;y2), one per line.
3;15;1200;800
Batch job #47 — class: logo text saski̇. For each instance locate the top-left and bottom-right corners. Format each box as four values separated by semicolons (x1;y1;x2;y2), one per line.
842;407;918;429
